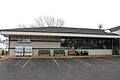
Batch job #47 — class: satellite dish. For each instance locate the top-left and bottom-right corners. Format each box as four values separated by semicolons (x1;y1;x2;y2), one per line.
98;24;103;29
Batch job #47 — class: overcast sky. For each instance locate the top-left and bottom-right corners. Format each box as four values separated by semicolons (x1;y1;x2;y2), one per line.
0;0;120;29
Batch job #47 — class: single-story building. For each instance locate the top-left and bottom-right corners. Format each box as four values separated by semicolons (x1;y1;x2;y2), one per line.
0;27;119;56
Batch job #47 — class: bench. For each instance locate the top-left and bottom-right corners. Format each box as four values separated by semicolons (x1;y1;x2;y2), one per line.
53;49;65;56
38;50;50;56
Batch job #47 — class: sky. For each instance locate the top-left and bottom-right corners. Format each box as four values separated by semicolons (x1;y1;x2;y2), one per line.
0;0;120;29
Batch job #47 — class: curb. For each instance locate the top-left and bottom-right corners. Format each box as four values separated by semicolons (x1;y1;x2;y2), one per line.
0;57;8;61
7;55;120;59
0;56;9;61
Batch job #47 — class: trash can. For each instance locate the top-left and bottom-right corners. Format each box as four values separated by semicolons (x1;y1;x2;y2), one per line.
1;50;4;55
81;51;84;56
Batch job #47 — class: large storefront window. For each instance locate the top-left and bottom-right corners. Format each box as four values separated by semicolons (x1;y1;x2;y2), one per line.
89;38;112;49
61;37;113;49
61;37;87;49
61;38;87;49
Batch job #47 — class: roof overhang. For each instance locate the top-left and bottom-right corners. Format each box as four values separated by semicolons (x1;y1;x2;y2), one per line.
0;31;119;38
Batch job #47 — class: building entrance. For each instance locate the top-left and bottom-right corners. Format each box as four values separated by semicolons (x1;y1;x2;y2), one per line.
15;46;32;56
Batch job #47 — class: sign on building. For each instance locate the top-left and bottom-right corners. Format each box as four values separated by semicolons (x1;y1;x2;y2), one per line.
18;38;31;43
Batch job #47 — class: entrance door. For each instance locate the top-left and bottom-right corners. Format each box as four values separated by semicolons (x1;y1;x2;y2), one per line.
15;47;24;56
112;47;119;55
15;46;32;56
112;39;119;55
24;47;32;56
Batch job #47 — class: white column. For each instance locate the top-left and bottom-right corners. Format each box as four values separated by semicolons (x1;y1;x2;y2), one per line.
65;50;68;56
50;50;54;56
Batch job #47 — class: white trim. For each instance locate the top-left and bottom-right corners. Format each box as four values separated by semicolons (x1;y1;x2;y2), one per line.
0;31;119;38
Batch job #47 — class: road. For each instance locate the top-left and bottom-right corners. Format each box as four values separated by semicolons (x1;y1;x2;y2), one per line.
0;57;120;80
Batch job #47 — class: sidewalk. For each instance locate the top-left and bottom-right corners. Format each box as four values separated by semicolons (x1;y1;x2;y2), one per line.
0;55;9;60
7;55;120;59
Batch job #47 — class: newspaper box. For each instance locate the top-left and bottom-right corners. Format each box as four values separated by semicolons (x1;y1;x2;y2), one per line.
15;47;24;56
24;47;32;56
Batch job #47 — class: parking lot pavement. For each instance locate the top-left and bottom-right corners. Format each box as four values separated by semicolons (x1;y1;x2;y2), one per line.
0;58;120;80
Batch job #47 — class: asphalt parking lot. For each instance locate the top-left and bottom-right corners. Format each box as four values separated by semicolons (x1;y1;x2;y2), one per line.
0;57;120;80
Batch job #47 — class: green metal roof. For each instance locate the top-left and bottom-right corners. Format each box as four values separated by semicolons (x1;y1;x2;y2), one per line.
0;27;118;35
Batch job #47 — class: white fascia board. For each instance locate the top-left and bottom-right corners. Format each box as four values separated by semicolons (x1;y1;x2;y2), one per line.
0;31;119;38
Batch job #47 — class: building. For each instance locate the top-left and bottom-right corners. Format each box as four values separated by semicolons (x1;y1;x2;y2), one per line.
109;26;120;34
109;26;120;54
0;27;119;56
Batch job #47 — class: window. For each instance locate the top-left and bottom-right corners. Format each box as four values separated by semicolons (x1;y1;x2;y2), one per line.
61;37;87;49
89;38;112;49
61;37;113;49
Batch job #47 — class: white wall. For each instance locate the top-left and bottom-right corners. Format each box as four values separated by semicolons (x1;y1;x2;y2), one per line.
9;36;61;56
88;49;112;56
9;49;16;56
76;49;112;56
9;41;61;56
10;41;60;48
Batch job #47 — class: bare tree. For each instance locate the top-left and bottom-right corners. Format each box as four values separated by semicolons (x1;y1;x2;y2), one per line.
0;35;6;49
17;24;27;28
30;24;36;28
34;16;65;27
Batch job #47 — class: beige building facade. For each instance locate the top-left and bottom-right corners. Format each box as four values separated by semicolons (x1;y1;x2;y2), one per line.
0;27;119;56
9;35;61;56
